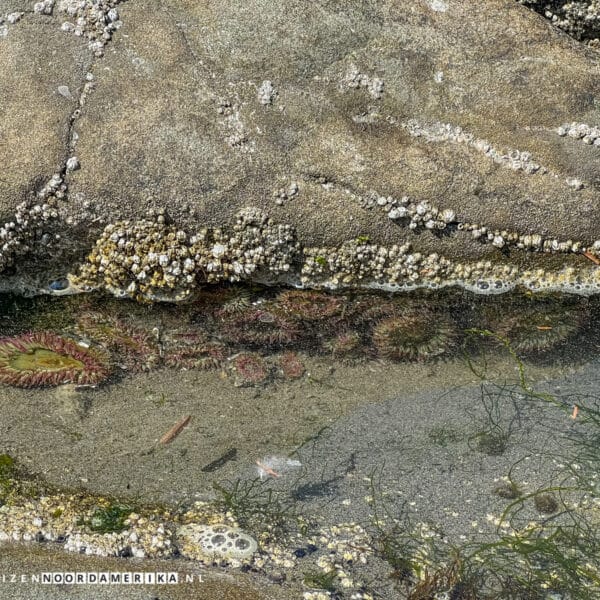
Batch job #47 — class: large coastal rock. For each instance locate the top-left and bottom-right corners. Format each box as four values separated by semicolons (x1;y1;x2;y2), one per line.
1;0;600;298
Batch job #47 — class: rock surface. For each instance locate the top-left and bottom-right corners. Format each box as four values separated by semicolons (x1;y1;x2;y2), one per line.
1;0;600;296
0;543;293;600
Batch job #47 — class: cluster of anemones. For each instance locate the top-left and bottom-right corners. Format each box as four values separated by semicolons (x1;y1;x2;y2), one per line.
1;288;589;389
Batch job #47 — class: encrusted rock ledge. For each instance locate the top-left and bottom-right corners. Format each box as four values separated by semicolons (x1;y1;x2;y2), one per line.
2;0;600;298
61;206;600;302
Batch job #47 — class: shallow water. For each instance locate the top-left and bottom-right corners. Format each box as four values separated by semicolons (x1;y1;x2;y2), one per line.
0;287;598;599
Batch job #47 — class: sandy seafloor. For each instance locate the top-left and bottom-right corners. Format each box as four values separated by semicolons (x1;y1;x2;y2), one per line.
0;293;599;599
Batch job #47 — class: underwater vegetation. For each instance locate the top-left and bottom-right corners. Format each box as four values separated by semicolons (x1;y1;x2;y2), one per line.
0;454;17;502
0;332;111;387
85;503;133;534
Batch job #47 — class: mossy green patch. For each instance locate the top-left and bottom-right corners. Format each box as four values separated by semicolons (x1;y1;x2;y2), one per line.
303;569;339;592
0;454;17;501
86;504;133;533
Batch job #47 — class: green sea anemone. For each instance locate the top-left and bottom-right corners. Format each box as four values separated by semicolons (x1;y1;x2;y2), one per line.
0;332;111;387
371;309;457;361
480;299;587;354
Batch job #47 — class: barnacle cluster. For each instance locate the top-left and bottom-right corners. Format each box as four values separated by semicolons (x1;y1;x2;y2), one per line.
518;0;600;46
300;238;600;295
55;0;123;57
367;184;590;254
70;208;299;302
67;203;600;299
557;121;600;146
0;176;62;273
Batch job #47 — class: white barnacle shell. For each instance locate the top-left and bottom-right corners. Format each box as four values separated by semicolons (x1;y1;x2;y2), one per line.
441;209;455;223
415;202;428;216
388;207;407;220
211;243;226;258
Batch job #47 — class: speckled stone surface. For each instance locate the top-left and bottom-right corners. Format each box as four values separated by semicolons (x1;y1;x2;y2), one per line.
0;11;89;215
1;0;600;293
0;544;295;599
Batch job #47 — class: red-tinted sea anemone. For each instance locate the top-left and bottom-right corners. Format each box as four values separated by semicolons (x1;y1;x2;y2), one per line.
277;351;305;379
0;332;111;387
323;331;363;359
230;352;270;386
218;307;299;347
275;290;344;322
164;342;228;371
77;311;160;372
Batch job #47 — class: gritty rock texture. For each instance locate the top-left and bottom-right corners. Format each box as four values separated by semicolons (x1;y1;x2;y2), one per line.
0;12;89;215
0;544;294;600
2;0;600;295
